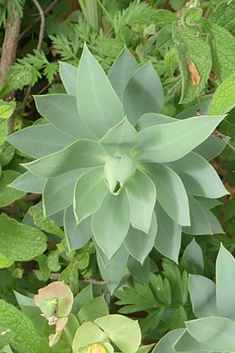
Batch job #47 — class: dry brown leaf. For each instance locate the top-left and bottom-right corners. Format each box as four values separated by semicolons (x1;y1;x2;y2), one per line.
188;59;201;86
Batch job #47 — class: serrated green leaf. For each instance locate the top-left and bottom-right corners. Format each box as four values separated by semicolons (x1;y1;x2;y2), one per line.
108;46;138;101
0;170;26;207
7;124;76;158
124;213;157;264
0;100;16;119
77;45;124;139
29;206;65;238
166;152;228;198
0;141;14;166
0;299;41;353
74;167;107;223
34;94;96;140
92;190;130;259
23;140;109;178
132;115;224;164
144;163;190;226
149;273;171;306
154;201;182;263
0;120;8;145
9;171;46;194
172;19;212;104
210;72;235;115
64;206;92;251
210;0;235;34
140;309;165;337
99;117;140;156
202;19;235;83
125;169;156;232
59;61;77;96
123;62;163;126
43;169;90;216
0;213;47;261
166;306;187;330
95;315;141;353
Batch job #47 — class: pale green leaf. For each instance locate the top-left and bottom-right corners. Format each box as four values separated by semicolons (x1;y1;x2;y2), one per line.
7;124;76;158
23;140;109;178
0;213;47;261
193;135;227;161
76;45;124;139
99;117;140;156
125;169;156;232
136;344;155;353
172;20;212;104
95;315;141;353
152;328;185;353
0;170;26;207
124;212;157;264
0;100;16;119
202;19;235;83
176;100;211;119
183;195;223;235
154;201;182;263
144;163;190;226
174;329;218;352
182;239;204;274
186;317;235;352
216;244;235;320
92;190;130;259
77;295;109;325
43;169;90;216
166;152;228;198
74;167;107;222
0;299;41;353
72;284;93;315
97;243;129;294
132;115;224;163
189;275;219;318
108;46;138;101
72;322;105;353
9;171;46;194
123;62;163;126
210;72;235;115
136;113;176;131
34;94;96;139
59;61;77;96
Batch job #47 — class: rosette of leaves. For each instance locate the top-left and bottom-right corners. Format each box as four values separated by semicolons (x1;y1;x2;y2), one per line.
7;45;228;292
152;243;235;353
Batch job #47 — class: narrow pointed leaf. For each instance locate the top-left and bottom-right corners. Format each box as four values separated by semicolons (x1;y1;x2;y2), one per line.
9;171;46;194
59;61;77;96
136;113;176;131
108;46;138;101
7;124;76;158
43;169;90;216
189;275;219;318
125;170;156;232
23;140;109;178
145;163;190;226
186;317;235;352
154;201;182;263
132;115;224;163
182;239;204;274
193;134;227;161
64;206;92;251
74;167;107;222
97;243;129;294
77;45;124;138
167;152;228;198
34;94;96;139
216;244;235;320
92;190;130;259
123;62;163;126
99;117;140;156
95;315;141;353
124;212;157;264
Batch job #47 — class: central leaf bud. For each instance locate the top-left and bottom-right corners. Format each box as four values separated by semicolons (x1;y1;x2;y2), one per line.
104;154;136;195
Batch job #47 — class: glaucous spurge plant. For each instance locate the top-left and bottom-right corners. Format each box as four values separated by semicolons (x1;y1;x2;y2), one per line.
7;45;228;292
